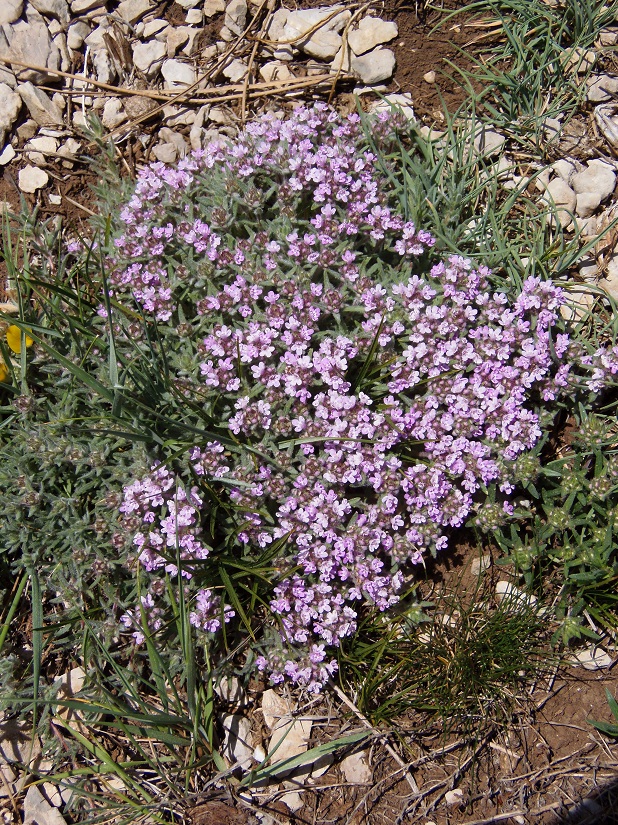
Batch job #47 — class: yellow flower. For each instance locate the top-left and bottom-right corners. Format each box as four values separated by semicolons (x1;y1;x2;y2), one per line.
6;325;33;354
0;362;8;382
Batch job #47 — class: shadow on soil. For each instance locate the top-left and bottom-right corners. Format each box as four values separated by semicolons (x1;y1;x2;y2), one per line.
552;774;618;825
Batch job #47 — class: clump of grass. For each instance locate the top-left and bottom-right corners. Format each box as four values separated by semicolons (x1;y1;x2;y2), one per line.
339;579;551;731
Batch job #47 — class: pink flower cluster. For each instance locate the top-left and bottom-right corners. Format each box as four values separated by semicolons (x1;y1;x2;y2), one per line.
109;104;616;692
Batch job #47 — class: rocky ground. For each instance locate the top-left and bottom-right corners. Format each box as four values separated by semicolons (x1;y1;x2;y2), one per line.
0;1;618;824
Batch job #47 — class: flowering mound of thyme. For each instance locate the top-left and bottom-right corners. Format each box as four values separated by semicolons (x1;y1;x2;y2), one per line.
106;104;618;692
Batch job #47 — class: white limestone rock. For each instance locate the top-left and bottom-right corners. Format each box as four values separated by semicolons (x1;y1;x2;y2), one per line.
551;158;577;184
19;165;49;193
23;785;67;825
71;0;105;11
348;16;398;56
261;689;311;775
133;40;166;76
221;714;253;769
67;22;91;51
495;581;538;612
117;0;153;23
152;142;178;163
541;177;577;226
1;8;60;83
225;0;247;36
569;645;614;670
93;48;115;84
0;145;15;165
571;159;616;202
29;0;70;24
25;135;58;165
18;82;63;126
0;83;21;146
283;7;350;59
0;0;23;24
161;58;196;87
204;0;225;16
587;74;618;103
576;190;603;218
142;18;167;37
350;47;396;84
222;58;248;82
370;92;415;121
259;61;293;83
474;126;506;157
166;27;189;57
340;750;371;784
101;97;126;129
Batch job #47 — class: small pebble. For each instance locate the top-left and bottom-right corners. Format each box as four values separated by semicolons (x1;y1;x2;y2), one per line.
423;70;436;83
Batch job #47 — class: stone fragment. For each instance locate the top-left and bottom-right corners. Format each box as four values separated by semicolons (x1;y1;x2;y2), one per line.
18;165;49;193
259;60;293;83
340;750;371;784
473;126;506;157
445;789;465;807
124;94;157;120
221;714;253;769
25;135;58;165
29;0;70;24
0;83;21;145
133;40;166;76
84;23;110;50
67;21;91;51
102;97;126;129
152;142;178;163
18;83;63;126
495;581;538;611
0;716;42;797
189;105;208;149
586;74;618;103
561;289;594;322
576;191;602;218
370;92;415;121
598;29;618;46
0;0;23;25
565;46;596;72
215;676;247;708
423;70;436;83
161;58;196;87
283;7;350;59
117;0;153;23
541;177;577;226
1;9;60;83
534;167;551;192
280;789;304;812
222;58;248;82
569;645;614;670
594;104;618;150
158;126;188;156
551;158;576;184
204;0;225;16
167;27;189;57
186;8;202;24
261;689;311;774
162;104;195;126
57;137;81;159
350;48;396;84
311;752;333;778
0;145;15;164
470;553;491;577
93;48;115;84
330;43;352;73
571;159;616;202
348;16;398;55
142;18;167;37
225;0;247;36
71;0;105;11
23;785;67;825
